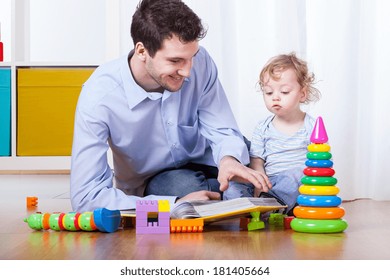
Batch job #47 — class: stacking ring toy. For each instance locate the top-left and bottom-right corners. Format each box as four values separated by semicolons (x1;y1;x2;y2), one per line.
305;159;333;168
293;206;345;219
297;195;342;207
304;167;335;177
307;152;332;160
290;218;348;233
301;176;338;186
299;185;340;195
308;143;330;152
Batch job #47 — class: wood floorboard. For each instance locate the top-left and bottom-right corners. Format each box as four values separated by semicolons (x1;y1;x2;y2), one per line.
0;175;389;260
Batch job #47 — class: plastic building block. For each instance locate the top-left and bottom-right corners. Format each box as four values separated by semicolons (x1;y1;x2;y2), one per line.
0;39;3;61
284;216;295;229
136;200;158;212
239;217;251;230
26;196;38;208
135;200;170;234
121;216;136;229
268;213;286;227
24;208;121;233
170;219;204;233
247;211;265;231
158;200;170;212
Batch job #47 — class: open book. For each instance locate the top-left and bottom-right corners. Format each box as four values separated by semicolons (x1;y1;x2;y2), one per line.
170;197;286;223
121;197;286;223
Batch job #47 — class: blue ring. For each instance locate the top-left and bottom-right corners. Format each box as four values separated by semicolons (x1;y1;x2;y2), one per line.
297;195;342;207
305;159;333;168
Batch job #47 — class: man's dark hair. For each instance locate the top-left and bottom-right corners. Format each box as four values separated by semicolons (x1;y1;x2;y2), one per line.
131;0;207;57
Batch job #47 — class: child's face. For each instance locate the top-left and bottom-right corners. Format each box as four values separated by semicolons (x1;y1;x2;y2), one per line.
262;68;307;117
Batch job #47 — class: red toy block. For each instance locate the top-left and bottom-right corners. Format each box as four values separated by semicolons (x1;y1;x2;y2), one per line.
239;217;251;230
284;216;295;229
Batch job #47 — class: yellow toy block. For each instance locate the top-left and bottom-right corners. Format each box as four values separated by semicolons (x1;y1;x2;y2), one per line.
158;200;170;212
17;67;95;156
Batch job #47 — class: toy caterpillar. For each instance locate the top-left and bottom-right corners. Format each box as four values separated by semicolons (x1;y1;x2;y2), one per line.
24;208;121;233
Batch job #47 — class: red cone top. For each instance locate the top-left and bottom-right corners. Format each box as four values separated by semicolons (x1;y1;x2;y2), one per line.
310;116;328;144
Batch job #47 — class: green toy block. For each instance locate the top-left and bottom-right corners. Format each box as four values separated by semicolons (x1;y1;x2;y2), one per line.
247;211;265;231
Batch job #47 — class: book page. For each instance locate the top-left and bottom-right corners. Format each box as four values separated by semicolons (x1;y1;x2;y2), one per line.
170;197;284;219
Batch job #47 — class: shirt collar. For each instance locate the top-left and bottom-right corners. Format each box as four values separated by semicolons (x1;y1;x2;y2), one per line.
121;50;189;109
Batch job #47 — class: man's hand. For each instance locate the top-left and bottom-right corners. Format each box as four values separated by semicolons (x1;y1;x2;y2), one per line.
176;190;221;203
218;156;272;193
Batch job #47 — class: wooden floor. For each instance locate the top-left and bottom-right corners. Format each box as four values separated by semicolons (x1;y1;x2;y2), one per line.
0;175;390;260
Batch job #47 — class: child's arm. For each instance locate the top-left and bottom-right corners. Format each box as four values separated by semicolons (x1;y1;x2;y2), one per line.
249;157;271;197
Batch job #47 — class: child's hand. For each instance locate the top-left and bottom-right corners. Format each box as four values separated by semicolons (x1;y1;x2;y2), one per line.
253;171;272;196
218;156;272;192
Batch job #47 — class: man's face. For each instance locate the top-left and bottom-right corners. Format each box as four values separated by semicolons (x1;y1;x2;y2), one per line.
144;34;199;92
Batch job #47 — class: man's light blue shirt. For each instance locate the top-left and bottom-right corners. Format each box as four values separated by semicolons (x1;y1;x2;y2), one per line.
70;47;249;212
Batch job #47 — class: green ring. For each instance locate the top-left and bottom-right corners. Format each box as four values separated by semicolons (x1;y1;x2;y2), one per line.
307;152;332;160
301;176;338;186
291;218;348;233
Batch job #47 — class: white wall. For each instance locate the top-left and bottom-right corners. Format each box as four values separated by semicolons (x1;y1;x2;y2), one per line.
29;0;106;63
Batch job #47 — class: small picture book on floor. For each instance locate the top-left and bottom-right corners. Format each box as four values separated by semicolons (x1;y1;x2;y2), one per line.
170;197;286;222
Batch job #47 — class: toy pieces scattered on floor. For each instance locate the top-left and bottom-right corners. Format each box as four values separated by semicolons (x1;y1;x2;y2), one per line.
239;212;294;231
24;208;121;233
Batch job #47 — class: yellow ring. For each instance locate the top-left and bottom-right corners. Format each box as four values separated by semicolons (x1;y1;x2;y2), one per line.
308;143;331;152
299;185;340;195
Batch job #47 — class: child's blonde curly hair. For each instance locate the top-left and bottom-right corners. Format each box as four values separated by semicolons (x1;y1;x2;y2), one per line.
259;52;321;104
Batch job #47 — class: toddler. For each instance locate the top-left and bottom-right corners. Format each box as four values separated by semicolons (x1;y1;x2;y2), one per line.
224;53;321;215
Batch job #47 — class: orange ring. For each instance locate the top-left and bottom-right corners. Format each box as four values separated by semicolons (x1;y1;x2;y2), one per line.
42;213;51;230
90;214;98;231
293;206;345;219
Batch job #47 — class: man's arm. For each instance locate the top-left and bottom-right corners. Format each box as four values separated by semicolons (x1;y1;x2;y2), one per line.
70;107;142;212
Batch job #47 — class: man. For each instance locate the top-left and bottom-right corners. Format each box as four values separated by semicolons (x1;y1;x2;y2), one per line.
70;0;270;212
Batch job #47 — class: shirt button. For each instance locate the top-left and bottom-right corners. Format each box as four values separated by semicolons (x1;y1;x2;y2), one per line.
167;121;173;126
